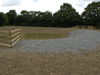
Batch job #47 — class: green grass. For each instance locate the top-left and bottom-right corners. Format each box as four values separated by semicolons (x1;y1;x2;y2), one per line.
26;32;67;39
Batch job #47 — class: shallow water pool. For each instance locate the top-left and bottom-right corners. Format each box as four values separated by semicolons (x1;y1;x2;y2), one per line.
26;32;67;39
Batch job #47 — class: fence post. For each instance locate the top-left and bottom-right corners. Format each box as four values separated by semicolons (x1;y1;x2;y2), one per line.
83;25;84;29
19;29;21;40
77;25;78;29
9;31;12;48
87;26;89;29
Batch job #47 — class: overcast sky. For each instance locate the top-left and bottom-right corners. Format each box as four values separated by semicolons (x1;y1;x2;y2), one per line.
0;0;100;14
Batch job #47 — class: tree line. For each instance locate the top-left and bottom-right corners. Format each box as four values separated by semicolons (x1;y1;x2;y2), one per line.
0;1;100;28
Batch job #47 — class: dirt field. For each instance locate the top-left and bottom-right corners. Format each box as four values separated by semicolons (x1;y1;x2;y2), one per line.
0;49;100;75
0;27;100;75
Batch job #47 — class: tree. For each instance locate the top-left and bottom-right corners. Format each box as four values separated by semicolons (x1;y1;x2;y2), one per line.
6;10;17;25
0;12;8;27
15;10;31;26
29;11;36;18
44;11;53;27
19;10;30;26
53;11;62;27
28;11;53;27
21;10;30;19
81;1;100;27
28;11;44;27
53;3;81;27
37;11;52;27
14;15;23;26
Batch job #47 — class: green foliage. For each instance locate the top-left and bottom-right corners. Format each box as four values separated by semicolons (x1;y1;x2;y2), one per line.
15;10;53;27
96;23;100;29
81;1;100;26
0;12;8;27
53;3;81;27
14;15;23;26
6;10;17;25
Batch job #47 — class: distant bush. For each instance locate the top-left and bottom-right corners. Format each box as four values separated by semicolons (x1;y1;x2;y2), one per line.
96;24;100;29
0;12;8;27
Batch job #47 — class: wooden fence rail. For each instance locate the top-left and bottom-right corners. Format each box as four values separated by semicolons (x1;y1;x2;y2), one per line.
0;29;25;48
74;25;96;29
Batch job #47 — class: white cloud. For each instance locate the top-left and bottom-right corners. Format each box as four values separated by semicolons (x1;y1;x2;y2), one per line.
1;0;22;7
0;0;100;14
32;0;38;2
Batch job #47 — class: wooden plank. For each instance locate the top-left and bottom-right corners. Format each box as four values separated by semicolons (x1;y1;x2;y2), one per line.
0;43;10;47
21;35;25;40
21;34;25;40
83;25;84;29
0;39;9;42
20;36;24;40
21;32;25;37
12;37;21;46
11;34;21;42
21;31;26;39
0;34;8;37
11;29;21;33
77;25;78;29
9;31;12;48
21;33;25;37
0;30;8;33
21;31;25;35
11;32;20;38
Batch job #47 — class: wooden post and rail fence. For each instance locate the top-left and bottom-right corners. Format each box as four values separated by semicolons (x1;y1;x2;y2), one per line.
74;25;96;29
0;29;25;48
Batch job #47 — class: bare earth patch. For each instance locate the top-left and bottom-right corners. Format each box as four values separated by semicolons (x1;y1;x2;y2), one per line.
0;48;100;75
